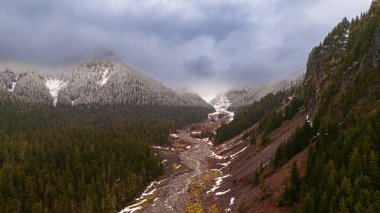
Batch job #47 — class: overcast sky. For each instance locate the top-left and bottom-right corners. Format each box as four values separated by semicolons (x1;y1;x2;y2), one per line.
0;0;373;98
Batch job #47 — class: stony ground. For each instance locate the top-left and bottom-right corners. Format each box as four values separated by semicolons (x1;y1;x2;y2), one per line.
143;131;213;213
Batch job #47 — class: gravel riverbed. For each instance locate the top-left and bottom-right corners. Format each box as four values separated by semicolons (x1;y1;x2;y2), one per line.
143;132;212;213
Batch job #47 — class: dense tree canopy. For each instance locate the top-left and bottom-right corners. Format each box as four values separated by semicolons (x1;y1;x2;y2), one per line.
215;85;302;145
0;90;211;212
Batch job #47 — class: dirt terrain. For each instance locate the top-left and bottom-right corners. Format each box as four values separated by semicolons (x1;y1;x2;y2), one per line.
201;110;309;212
242;147;308;213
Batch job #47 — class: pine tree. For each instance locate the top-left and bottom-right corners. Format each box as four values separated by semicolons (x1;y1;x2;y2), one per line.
290;162;301;192
281;162;301;205
261;133;271;145
348;148;361;178
319;192;329;213
368;151;380;188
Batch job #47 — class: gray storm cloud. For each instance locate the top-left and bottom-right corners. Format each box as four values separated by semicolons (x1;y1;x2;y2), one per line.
184;55;214;77
0;0;373;96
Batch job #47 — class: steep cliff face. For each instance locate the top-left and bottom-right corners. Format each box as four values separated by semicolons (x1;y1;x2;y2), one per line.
305;2;380;119
362;1;380;68
305;18;351;108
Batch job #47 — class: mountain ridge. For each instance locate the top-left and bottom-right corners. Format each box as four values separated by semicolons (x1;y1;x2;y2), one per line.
0;56;212;109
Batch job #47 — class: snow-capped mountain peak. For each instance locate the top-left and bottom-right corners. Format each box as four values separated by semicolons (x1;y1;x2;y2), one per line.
0;57;212;109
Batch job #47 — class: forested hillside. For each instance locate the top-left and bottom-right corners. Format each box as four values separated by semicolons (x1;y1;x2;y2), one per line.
0;89;207;212
215;85;302;144
212;1;380;212
217;74;304;111
293;2;380;211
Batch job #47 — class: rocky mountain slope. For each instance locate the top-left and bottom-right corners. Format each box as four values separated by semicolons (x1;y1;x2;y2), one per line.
199;2;380;212
0;56;212;109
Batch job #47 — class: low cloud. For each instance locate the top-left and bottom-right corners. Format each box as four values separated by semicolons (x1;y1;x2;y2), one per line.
0;0;373;95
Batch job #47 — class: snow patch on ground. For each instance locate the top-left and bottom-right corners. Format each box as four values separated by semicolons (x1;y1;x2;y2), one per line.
119;180;162;213
202;138;213;146
214;143;248;170
226;197;235;212
97;68;110;86
218;161;231;167
215;189;230;196
210;151;224;160
170;134;179;139
45;78;68;106
119;201;143;213
230;146;249;160
150;146;171;151
306;115;313;127
207;173;230;194
229;197;235;206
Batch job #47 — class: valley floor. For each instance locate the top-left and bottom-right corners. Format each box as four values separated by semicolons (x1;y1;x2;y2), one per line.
120;97;310;213
119;121;223;213
144;131;213;212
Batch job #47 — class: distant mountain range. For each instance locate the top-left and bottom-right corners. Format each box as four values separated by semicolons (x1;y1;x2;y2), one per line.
0;56;212;109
